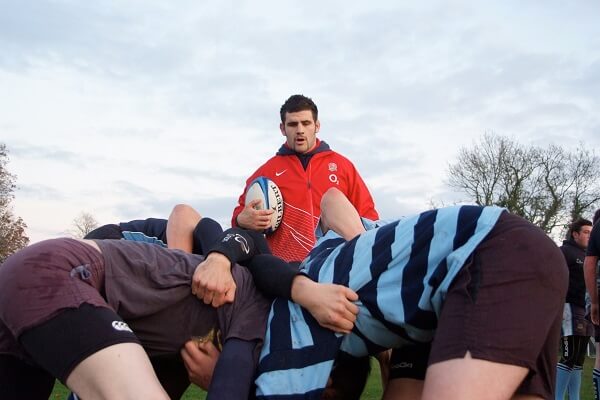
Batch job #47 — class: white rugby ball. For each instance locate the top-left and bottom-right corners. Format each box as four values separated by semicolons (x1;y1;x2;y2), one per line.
245;176;284;234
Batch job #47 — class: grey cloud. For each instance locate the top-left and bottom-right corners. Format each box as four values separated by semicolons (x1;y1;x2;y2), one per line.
112;193;236;228
9;143;84;166
160;165;242;184
16;183;66;201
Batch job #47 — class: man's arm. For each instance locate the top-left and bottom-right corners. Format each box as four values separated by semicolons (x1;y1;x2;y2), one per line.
343;160;379;220
191;228;267;306
584;255;599;324
206;338;258;400
180;337;258;399
191;228;358;333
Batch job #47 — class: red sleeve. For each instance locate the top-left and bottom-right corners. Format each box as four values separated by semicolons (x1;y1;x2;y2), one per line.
344;160;379;220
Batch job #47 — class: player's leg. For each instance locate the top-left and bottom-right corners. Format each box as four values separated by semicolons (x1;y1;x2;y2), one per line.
167;203;203;252
566;335;589;400
556;334;576;399
424;352;531;400
594;302;600;400
67;343;169;400
381;345;429;400
191;217;224;255
423;212;567;400
594;329;600;400
19;304;169;400
319;188;366;240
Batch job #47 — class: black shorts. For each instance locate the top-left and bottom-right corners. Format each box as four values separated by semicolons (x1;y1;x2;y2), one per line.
388;343;431;380
0;304;139;400
427;212;567;399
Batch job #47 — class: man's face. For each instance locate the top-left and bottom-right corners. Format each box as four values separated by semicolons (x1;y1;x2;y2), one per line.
280;110;320;154
574;226;592;249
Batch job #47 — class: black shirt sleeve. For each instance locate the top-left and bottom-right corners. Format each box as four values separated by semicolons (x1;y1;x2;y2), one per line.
207;228;303;299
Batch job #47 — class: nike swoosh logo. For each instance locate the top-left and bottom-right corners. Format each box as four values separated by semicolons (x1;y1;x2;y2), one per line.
275;170;287;176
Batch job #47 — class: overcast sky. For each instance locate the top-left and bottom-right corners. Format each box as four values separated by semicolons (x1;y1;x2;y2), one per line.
1;0;599;243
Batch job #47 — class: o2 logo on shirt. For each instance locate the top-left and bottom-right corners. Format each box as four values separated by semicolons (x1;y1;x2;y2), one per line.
328;163;339;185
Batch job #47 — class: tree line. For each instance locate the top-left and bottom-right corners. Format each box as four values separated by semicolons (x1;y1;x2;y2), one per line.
1;135;599;261
447;133;600;234
0;144;29;262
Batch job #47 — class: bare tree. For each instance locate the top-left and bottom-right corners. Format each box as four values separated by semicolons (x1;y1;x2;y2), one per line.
70;212;99;238
0;144;29;263
447;133;600;234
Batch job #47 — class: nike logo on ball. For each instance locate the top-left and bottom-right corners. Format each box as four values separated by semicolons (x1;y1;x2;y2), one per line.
275;170;287;176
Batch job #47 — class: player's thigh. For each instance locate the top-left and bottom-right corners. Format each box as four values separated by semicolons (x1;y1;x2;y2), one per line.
67;342;168;400
423;353;530;400
383;378;423;400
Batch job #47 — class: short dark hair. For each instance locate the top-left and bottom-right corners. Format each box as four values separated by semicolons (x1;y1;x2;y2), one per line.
279;94;318;123
322;352;371;400
567;218;592;240
594;209;600;225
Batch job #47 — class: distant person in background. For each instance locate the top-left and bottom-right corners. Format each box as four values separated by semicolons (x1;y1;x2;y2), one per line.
231;94;378;262
584;208;600;400
85;204;222;254
555;218;593;400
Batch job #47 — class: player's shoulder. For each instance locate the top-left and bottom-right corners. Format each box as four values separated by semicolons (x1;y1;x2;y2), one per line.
252;154;290;176
314;149;358;170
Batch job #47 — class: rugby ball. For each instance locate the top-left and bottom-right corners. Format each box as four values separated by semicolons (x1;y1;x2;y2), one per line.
245;176;284;234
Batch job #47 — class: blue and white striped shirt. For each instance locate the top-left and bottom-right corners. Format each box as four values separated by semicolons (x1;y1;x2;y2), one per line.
255;205;505;399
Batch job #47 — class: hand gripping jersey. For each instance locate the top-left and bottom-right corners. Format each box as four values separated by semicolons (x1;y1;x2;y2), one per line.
232;140;378;262
255;205;505;399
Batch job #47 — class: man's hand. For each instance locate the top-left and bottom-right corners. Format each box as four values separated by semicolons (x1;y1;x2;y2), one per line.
290;275;359;334
592;303;599;325
191;253;236;307
181;340;221;391
236;199;274;232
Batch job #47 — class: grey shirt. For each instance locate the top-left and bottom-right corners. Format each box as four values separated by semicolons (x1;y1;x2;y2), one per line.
97;239;270;356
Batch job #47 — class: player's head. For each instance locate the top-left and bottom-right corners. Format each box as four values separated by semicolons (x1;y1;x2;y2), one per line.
567;218;592;249
321;352;371;400
279;94;320;154
280;94;318;123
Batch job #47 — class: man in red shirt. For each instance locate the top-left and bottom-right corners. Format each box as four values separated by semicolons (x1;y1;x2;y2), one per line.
232;94;379;262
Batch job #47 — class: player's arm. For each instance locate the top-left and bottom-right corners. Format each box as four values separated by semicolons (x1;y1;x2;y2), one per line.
181;338;258;399
344;162;379;220
207;338;258;400
192;228;358;333
584;255;600;324
243;254;358;333
192;228;267;306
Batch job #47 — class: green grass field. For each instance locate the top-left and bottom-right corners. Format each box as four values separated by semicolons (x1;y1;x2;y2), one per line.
50;360;383;399
49;356;597;399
